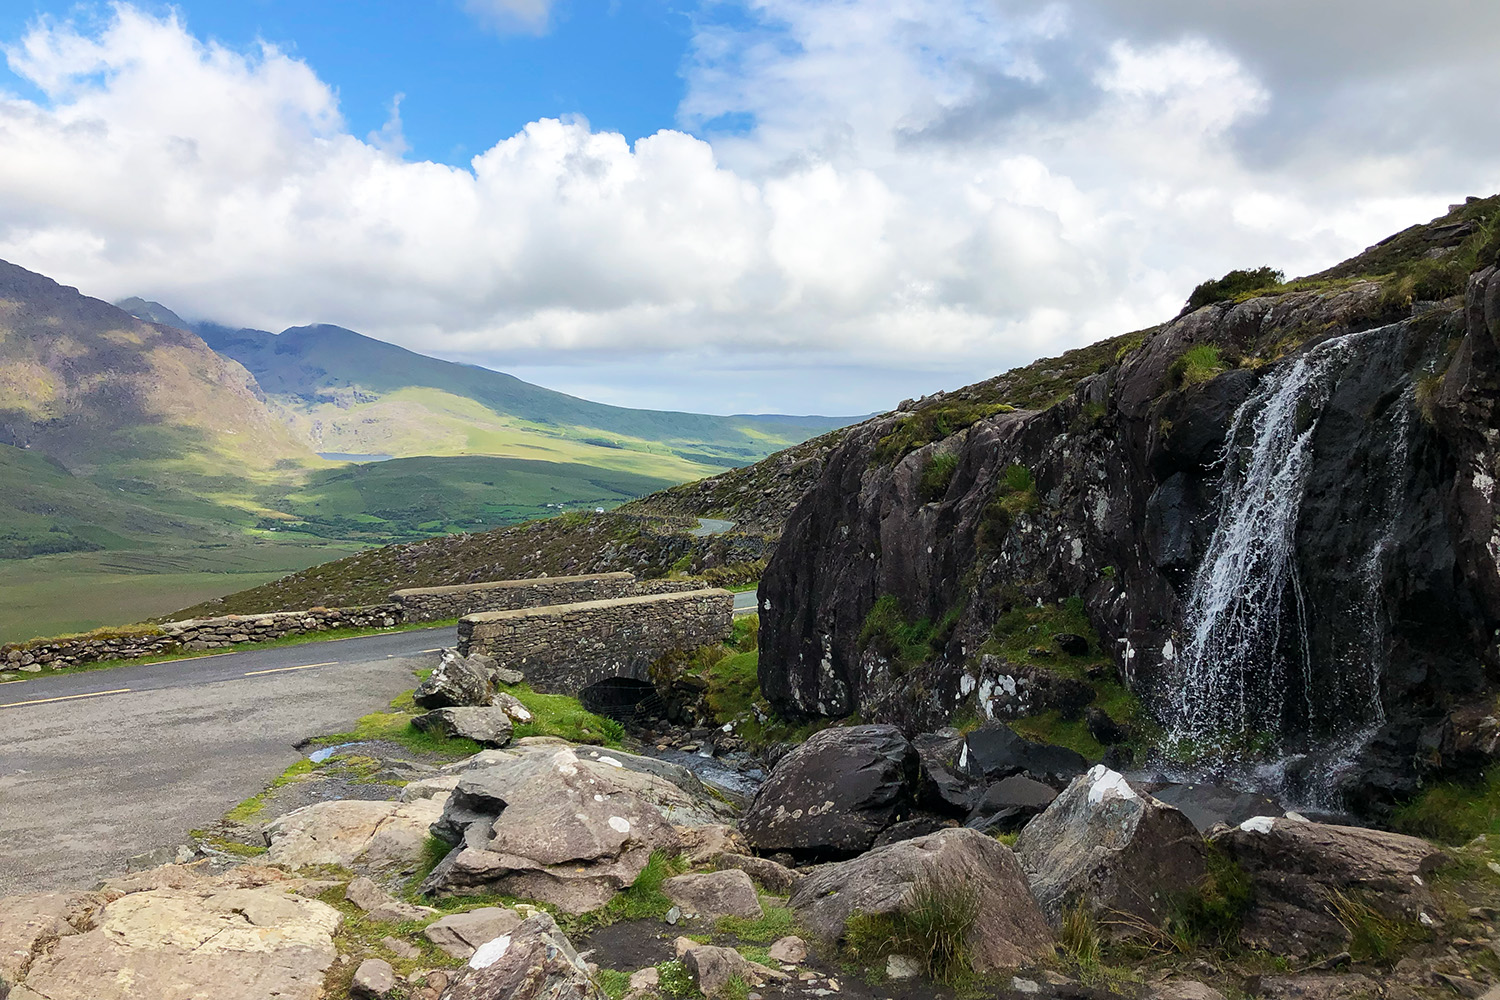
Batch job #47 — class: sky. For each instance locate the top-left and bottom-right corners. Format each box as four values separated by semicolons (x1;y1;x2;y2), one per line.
0;2;1497;415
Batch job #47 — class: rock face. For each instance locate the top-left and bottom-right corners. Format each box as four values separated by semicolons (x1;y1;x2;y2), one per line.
423;740;735;912
1212;816;1448;958
741;725;920;858
756;203;1500;809
442;912;604;1000
414;649;494;709
5;865;340;1000
265;796;448;869
789;827;1053;972
1014;766;1207;935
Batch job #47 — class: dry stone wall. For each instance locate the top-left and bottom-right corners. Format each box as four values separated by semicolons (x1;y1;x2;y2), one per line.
459;589;734;694
391;573;638;622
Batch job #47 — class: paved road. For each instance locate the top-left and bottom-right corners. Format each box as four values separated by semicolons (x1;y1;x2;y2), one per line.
690;517;737;537
0;627;454;894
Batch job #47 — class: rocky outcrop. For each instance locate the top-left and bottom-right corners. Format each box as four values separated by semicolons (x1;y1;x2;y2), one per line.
422;740;735;912
789;827;1053;972
1212;816;1448;958
958;722;1089;788
6;865;340;1000
265;796;448;869
741;725;920;858
1014;766;1207;935
424;907;524;960
413;706;514;747
441;912;603;1000
757;200;1500;809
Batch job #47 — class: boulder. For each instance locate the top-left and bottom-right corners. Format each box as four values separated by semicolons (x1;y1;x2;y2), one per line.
958;722;1089;789
13;867;341;1000
662;871;764;920
1014;766;1207;936
1053;633;1090;656
413;706;514;747
422;742;732;912
414;649;494;709
680;944;787;998
1212;816;1448;958
965;775;1058;834
789;827;1053;972
742;724;920;858
913;731;982;816
266;796;448;869
1150;983;1227;1000
491;690;534;723
712;853;802;896
872;815;954;848
424;907;524;960
676;824;748;865
442;912;603;1000
1148;782;1284;834
1084;707;1128;747
351;957;396;998
767;935;807;964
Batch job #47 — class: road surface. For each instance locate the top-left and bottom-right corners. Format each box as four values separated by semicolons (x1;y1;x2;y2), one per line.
0;626;453;894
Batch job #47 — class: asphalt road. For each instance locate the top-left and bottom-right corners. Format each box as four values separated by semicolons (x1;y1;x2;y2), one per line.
0;626;454;895
0;593;759;894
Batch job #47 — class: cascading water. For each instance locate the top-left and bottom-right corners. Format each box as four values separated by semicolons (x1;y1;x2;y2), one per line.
1167;324;1414;795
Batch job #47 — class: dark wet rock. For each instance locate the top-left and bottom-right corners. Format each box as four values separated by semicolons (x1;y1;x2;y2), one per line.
414;649;493;710
913;731;981;816
1147;782;1284;834
1212;816;1448;959
442;912;603;1000
965;774;1057;834
790;827;1053;972
742;724;920;858
1084;707;1128;747
413;706;514;747
871;814;954;848
1053;633;1090;656
1015;766;1207;937
959;722;1090;789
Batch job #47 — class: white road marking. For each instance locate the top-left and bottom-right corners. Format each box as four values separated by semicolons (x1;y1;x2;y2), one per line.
242;661;338;677
0;688;132;710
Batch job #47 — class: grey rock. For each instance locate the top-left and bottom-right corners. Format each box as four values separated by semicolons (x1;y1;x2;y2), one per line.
965;774;1057;834
871;815;953;848
681;944;786;998
381;936;420;960
1148;782;1284;833
413;706;514;747
767;936;807;964
442;912;603;1000
662;870;764;920
345;877;436;923
351;958;396;998
414;649;493;709
713;853;802;895
1150;983;1227;1000
742;725;920;858
1015;766;1206;938
885;955;921;979
423;907;524;960
790;827;1053;972
1212;816;1448;958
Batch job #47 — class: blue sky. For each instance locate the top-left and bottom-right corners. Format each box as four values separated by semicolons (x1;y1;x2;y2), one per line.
0;2;1495;414
0;1;700;159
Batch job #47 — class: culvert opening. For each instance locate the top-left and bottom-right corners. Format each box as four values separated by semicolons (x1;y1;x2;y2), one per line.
578;678;663;722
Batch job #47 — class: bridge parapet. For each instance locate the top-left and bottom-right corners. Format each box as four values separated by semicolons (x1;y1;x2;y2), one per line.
391;572;637;621
458;589;734;695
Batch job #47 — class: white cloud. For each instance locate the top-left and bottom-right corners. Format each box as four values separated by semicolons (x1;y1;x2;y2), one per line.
464;0;557;35
0;2;1495;414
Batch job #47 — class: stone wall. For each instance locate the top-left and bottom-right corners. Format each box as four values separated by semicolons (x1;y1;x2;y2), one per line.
2;605;400;672
458;589;734;694
392;573;638;622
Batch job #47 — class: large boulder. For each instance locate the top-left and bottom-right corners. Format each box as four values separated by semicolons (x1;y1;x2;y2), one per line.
742;724;920;858
1014;766;1207;936
422;741;733;912
662;871;763;920
958;722;1090;789
10;866;341;1000
1212;816;1448;958
912;731;982;816
266;796;448;869
414;649;494;710
413;707;514;747
965;775;1057;834
442;912;603;1000
789;827;1053;972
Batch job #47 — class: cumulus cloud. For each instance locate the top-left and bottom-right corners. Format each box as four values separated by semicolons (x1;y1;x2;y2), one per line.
0;2;1495;413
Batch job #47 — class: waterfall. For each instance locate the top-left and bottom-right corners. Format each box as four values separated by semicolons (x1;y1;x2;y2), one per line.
1167;325;1412;769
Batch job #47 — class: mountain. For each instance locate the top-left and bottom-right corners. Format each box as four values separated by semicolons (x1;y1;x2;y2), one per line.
114;308;858;473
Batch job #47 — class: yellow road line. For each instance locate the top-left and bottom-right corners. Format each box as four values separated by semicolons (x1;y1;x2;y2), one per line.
0;688;132;710
243;661;338;677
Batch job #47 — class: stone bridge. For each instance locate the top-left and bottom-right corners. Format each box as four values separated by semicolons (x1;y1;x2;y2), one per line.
457;588;734;697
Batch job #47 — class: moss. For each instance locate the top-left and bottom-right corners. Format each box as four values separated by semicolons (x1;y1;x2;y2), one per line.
595;968;632;1000
225;758;317;822
873;403;1013;465
716;902;797;943
1167;345;1230;388
857;595;960;675
919;452;960;501
976;464;1039;550
842;877;979;986
503;683;625;747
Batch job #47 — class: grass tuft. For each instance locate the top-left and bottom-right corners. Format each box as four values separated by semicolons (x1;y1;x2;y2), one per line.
1168;345;1230;388
1390;769;1500;845
843;876;979;985
595;968;632;1000
1328;890;1429;965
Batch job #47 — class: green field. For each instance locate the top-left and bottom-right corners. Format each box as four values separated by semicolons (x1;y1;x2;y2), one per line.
0;542;364;642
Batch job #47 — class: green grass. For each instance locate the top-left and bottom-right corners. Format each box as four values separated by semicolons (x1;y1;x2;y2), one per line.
1328;891;1429;965
843;877;980;985
504;682;626;746
655;960;697;997
1391;769;1500;844
919;452;959;501
1183;266;1284;313
595;968;633;1000
976;464;1038;550
717;903;797;943
1167;345;1230;389
225;758;317;823
564;850;688;932
873;403;1014;465
311;709;484;761
857;595;960;674
1163;846;1253;953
